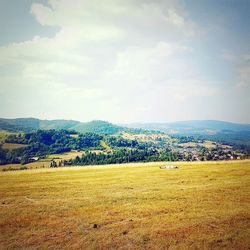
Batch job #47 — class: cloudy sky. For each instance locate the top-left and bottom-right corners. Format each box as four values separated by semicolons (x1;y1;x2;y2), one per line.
0;0;249;123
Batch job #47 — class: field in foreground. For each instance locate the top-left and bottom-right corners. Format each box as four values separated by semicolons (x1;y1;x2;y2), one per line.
0;161;250;249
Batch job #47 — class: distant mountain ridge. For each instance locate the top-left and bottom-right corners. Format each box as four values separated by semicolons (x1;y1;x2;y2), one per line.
1;118;250;135
0;118;124;134
124;120;250;134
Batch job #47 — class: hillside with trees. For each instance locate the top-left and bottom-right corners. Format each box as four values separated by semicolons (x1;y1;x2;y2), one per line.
0;118;126;134
0;127;249;167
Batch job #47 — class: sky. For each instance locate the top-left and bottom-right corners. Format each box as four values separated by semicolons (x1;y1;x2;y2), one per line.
0;0;249;123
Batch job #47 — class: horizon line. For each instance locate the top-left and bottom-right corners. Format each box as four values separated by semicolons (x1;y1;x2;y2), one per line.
0;116;250;126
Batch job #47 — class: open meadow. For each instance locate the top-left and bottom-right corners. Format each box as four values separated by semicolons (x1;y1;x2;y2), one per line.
0;160;250;249
0;151;85;172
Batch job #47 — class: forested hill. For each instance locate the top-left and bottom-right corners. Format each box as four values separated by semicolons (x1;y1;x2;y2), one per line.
0;118;127;135
1;118;250;138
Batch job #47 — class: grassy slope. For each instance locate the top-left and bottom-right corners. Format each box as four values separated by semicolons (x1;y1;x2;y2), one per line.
2;143;28;150
0;160;250;250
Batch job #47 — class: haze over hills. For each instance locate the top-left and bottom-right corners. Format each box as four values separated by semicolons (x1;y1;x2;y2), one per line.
123;120;250;134
1;117;250;135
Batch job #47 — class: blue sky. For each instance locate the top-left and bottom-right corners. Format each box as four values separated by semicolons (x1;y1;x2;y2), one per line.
0;0;249;123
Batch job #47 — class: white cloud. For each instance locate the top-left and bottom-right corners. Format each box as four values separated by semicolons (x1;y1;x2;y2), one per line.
0;0;194;86
105;42;193;81
30;0;194;43
1;0;242;123
237;55;250;88
237;66;250;88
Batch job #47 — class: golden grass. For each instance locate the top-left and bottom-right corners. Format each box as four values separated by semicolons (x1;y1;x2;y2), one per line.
2;143;29;150
0;162;51;172
122;132;171;143
0;160;250;249
179;140;231;149
179;142;198;147
0;164;25;171
70;134;79;138
47;151;84;161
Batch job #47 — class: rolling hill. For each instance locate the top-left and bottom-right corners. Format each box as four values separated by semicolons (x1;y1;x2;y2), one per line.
0;118;125;135
124;120;250;148
1;118;250;137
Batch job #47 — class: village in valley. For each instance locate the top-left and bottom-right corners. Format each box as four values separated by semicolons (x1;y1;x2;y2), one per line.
0;123;248;171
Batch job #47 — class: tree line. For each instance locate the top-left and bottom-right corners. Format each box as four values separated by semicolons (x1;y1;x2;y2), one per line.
63;148;177;166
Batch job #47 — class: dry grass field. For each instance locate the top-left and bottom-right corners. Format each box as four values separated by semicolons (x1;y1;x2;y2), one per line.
0;160;250;249
122;132;172;143
2;143;29;150
46;151;84;162
179;141;232;149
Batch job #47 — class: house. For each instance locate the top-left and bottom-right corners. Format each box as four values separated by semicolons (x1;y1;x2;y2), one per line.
192;154;200;161
30;157;39;161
